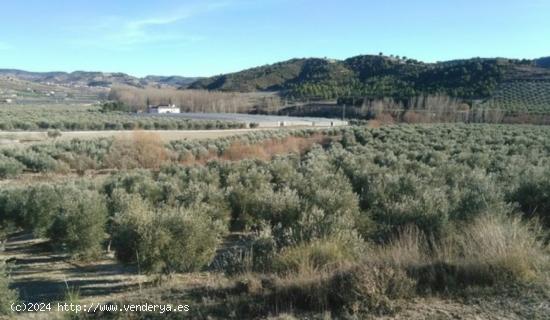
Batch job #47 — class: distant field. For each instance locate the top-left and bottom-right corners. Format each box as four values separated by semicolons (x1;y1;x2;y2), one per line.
0;104;245;131
0;104;348;131
151;112;348;126
0;128;288;147
0;77;104;104
482;80;550;114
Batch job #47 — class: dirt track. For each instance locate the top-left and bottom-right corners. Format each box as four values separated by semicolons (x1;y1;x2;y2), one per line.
0;127;334;147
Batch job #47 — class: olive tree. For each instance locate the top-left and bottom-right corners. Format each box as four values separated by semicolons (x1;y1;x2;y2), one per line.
47;188;108;259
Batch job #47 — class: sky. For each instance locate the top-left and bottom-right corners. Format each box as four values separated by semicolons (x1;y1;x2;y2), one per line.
0;0;549;77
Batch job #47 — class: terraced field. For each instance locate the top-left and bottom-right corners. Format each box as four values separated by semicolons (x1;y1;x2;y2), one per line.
484;80;550;114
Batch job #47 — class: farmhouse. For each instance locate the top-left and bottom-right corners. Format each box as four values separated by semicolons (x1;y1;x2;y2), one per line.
0;98;13;104
148;104;181;114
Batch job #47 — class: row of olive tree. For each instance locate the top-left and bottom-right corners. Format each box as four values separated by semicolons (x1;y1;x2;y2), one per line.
1;124;549;313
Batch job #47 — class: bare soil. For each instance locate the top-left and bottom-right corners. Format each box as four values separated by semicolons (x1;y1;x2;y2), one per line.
2;232;549;319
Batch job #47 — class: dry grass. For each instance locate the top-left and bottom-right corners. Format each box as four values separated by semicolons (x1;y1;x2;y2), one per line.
442;214;549;283
180;134;333;165
374;112;396;124
402;111;431;123
0;129;276;148
371;225;427;268
104;131;168;170
272;237;359;275
237;261;415;316
101;131;332;169
221;134;330;162
372;214;549;292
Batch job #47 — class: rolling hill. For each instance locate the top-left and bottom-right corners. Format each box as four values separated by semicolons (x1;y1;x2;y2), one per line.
535;57;550;69
0;69;199;89
190;55;550;101
3;55;550;114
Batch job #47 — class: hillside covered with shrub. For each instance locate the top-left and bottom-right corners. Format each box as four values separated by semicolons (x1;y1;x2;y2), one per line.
535;56;550;68
191;55;550;101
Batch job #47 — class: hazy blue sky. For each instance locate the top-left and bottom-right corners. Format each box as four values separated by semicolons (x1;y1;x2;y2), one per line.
1;0;549;77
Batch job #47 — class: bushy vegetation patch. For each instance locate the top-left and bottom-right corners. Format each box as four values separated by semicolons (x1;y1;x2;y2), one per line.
0;184;107;259
0;129;335;178
2;124;550;319
110;190;224;273
47;188;108;259
0;154;24;178
377;214;548;292
0;263;17;316
510;168;550;228
272;235;364;274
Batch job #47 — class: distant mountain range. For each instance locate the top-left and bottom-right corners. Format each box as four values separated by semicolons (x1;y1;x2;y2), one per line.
190;55;550;100
2;54;550;102
0;69;200;89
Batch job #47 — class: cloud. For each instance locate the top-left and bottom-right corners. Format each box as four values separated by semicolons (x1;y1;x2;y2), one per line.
74;1;232;49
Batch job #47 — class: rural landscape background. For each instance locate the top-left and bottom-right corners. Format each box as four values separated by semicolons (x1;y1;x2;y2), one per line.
1;1;550;319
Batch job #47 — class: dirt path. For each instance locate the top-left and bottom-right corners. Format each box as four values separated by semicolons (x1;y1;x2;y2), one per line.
1;231;251;303
0;129;262;147
3;232;548;319
1;232;147;305
0;127;333;147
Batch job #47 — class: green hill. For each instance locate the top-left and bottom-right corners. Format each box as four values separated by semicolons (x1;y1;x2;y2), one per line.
483;80;550;114
535;57;550;69
190;55;550;101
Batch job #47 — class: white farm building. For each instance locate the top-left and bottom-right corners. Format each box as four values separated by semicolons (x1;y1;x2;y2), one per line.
148;104;180;114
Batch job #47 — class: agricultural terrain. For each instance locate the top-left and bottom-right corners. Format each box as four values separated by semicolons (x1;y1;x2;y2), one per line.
4;55;550;120
187;55;550;119
2;55;550;320
0;124;549;319
0;104;246;132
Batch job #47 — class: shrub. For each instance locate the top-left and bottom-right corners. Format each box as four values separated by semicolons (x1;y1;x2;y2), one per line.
226;166;275;230
511;169;550;227
47;129;62;138
329;263;415;315
369;225;427;268
0;263;17;316
211;231;277;275
365;173;451;240
263;262;414;316
175;179;231;226
0;188;27;230
13;150;59;172
24;185;62;237
272;235;364;274
0;155;24;179
58;153;97;175
442;214;549;284
47;188;108;259
138;209;222;273
109;191;150;264
448;171;505;222
103;132;167;170
381;214;550;292
110;191;223;273
101;101;131;113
